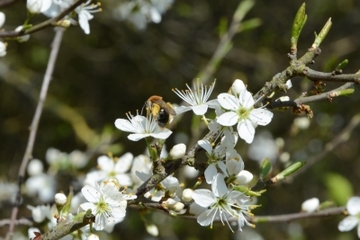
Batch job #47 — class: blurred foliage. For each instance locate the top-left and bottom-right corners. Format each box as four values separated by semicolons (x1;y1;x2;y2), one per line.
1;0;360;239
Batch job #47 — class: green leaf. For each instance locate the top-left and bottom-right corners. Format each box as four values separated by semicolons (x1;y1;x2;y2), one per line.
323;173;353;205
259;157;272;180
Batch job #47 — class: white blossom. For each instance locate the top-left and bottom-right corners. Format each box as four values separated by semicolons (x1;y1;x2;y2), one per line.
173;80;219;115
169;143;186;159
217;79;273;144
27;0;52;14
80;179;136;231
115;113;172;141
0;12;6;28
0;41;6;57
301;197;319;213
112;0;174;30
54;193;67;206
338;196;360;237
189;173;254;231
27;159;44;176
84;154;133;186
75;0;102;34
198;139;227;184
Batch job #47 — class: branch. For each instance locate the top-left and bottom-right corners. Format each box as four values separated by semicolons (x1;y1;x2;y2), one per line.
291;112;360;178
196;0;257;84
0;0;87;38
0;0;21;7
302;68;360;83
294;82;354;105
6;28;65;240
251;206;345;223
134;130;219;198
41;211;94;240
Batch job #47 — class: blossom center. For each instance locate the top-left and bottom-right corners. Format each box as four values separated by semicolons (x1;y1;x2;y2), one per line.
237;106;251;120
96;197;110;215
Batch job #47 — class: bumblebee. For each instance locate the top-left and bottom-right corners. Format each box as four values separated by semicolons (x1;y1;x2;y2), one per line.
146;95;176;127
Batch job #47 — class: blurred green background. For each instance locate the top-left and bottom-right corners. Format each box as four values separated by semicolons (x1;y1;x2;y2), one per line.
1;0;360;239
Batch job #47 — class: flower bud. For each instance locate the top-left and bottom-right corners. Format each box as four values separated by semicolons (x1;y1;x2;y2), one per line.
87;234;100;240
54;193;67;206
0;12;6;28
0;41;7;57
236;170;253;185
301;197;319;212
182;188;194;202
27;0;51;14
231;79;246;95
169;143;186;159
172;202;185;212
27;159;43;176
146;224;159;236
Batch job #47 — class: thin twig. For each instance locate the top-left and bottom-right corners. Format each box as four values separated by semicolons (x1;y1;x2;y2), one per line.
196;0;256;84
251;206;346;223
290;112;360;178
6;27;65;240
294;82;354;105
0;0;87;38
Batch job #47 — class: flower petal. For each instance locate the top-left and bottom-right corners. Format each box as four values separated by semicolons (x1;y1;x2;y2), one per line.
212;173;227;197
98;155;114;172
217;112;239;127
217;93;239;111
128;133;147;141
114;153;133;173
347;197;360;215
249;109;273;126
81;185;100;203
174;105;192;115
204;164;217;184
115;119;137;133
338;216;359;232
192;104;208;115
237;119;255;144
197;209;215;227
239;90;255;108
198;140;212;154
150;129;172;139
192;189;215;208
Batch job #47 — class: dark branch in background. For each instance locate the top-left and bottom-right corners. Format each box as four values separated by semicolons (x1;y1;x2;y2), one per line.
294;82;354;105
6;28;65;240
130;201;346;225
251;206;346;223
290;113;360;178
0;0;22;7
303;69;360;83
0;0;87;38
253;46;360;106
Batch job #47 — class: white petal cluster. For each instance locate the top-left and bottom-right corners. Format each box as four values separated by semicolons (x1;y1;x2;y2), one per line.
173;80;219;116
84;153;133;186
115;113;172;141
80;179;136;231
27;0;52;14
113;0;174;30
338;196;360;237
217;79;273;144
189;174;255;231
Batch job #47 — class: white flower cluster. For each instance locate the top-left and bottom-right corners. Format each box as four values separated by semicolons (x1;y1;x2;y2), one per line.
113;0;174;30
112;79;274;231
26;0;101;34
